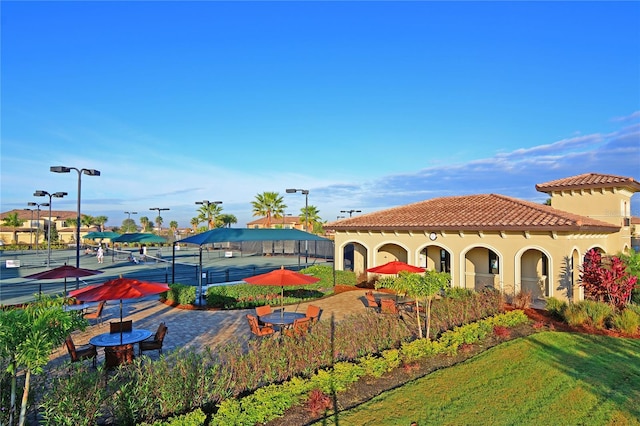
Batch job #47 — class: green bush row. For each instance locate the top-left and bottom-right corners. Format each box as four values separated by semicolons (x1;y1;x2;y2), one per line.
210;310;530;424
204;265;352;309
38;287;503;424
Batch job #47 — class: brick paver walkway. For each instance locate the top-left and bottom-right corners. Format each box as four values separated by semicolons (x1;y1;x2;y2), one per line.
51;288;374;368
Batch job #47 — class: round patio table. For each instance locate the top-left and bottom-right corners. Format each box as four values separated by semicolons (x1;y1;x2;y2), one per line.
63;303;94;312
259;311;306;327
90;329;153;368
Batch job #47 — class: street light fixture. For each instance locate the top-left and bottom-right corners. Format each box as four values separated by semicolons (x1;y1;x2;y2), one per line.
27;202;48;255
286;188;309;265
195;200;222;230
149;207;170;231
50;166;101;288
337;215;346;220
124;211;138;219
340;209;361;217
34;190;67;266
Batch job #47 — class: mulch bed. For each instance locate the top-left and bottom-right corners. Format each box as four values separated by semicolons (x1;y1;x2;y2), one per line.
267;305;639;426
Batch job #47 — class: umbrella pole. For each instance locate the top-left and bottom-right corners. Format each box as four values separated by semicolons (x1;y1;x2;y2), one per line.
281;286;284;317
120;299;123;345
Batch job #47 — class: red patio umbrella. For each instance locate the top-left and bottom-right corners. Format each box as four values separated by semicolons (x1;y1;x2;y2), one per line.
367;260;425;274
24;264;103;296
68;277;170;343
243;266;320;313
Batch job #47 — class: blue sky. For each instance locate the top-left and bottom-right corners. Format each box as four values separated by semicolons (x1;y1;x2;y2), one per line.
2;1;639;229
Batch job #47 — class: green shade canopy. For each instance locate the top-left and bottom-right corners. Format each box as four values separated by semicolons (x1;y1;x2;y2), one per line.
112;233;167;243
177;228;329;246
83;231;121;240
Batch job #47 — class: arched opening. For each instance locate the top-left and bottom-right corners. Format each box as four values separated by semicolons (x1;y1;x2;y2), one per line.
520;249;549;300
464;247;500;291
375;243;408;265
342;242;368;277
420;245;451;273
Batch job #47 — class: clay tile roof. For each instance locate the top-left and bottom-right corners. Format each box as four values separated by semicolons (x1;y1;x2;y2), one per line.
325;194;619;232
535;173;640;193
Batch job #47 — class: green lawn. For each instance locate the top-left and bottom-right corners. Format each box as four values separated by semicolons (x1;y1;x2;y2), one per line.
316;332;640;426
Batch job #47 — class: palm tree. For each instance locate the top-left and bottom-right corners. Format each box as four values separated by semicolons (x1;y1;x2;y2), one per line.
218;213;238;228
94;216;108;232
169;221;178;234
190;217;200;233
140;216;151;232
300;205;321;233
80;214;94;230
251;192;286;228
2;212;25;244
154;215;164;231
197;203;223;230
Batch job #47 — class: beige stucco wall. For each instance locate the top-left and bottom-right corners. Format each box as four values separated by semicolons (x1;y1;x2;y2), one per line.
334;229;620;303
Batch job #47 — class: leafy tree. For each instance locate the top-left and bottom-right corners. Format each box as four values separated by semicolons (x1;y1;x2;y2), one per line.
300;205;321;233
377;270;450;339
1;212;25;244
94;215;108;232
218;213;238;228
581;248;637;309
197;203;223;230
120;218;138;233
190;217;200;233
251;192;287;228
0;296;86;426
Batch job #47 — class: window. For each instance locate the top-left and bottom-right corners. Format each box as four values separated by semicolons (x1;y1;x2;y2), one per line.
489;250;499;274
440;249;451;273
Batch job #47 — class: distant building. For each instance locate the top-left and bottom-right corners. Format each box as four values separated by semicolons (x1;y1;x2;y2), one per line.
247;216;303;230
0;209;97;246
325;173;639;304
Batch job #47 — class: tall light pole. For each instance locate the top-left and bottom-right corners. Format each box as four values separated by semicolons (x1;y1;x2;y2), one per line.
195;200;222;230
286;188;309;265
340;209;361;217
24;208;34;249
337;215;346;220
34;190;67;266
149;207;170;231
50;166;101;288
27;202;48;255
124;211;138;219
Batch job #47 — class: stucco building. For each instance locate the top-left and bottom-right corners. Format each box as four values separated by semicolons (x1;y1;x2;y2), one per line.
0;209;96;246
325;173;639;303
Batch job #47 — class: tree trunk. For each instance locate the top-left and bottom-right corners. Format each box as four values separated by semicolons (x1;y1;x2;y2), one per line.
9;360;17;426
18;369;30;426
415;298;423;339
425;297;433;340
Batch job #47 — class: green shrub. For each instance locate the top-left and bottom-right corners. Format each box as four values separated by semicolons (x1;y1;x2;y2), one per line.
564;303;589;327
545;297;567;319
359;354;389;378
165;284;196;306
442;287;474;299
612;309;640;335
301;264;356;287
40;364;108;426
581;300;614;329
138;408;207;426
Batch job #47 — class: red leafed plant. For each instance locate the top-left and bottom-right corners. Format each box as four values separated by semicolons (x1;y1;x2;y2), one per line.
580;249;637;309
493;325;511;339
307;389;333;416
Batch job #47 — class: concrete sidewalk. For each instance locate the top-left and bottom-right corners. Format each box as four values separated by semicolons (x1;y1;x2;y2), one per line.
50;288;374;368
